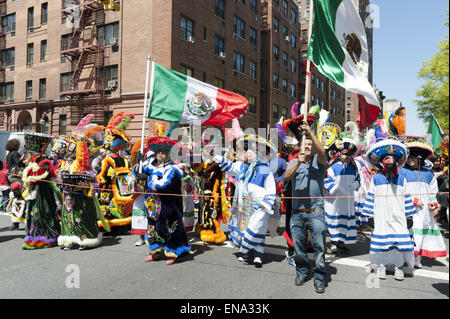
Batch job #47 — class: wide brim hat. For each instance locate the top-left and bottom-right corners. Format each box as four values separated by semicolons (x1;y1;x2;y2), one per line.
24;132;54;154
146;136;184;153
366;139;408;169
407;141;433;160
51;135;70;156
317;122;341;149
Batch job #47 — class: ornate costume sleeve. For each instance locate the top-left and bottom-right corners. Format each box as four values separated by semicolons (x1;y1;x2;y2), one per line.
362;179;375;217
148;165;183;192
324;165;339;195
404;193;417;218
260;173;276;214
214;156;244;178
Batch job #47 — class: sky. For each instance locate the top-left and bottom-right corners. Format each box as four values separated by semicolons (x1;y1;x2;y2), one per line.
371;0;448;136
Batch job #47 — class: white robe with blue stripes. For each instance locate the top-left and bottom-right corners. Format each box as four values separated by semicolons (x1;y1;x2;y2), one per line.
217;157;276;255
362;171;417;269
354;157;372;227
324;162;360;244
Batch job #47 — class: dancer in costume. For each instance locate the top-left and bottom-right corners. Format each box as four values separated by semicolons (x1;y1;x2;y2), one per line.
7;182;26;228
57;115;103;250
21;132;62;250
193;160;228;244
363;139;416;280
353;148;372;229
139;136;191;265
95;112;135;232
50;135;70;173
324;138;360;253
213;135;277;268
403;142;447;268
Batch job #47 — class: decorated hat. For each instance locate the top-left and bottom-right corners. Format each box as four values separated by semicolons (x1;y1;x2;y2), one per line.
281;102;320;142
317;122;341;149
51;135;70;157
24;132;53;154
332;138;358;155
366;138;408;170
236;134;277;161
146;136;183;153
407;141;433;160
103;111;135;153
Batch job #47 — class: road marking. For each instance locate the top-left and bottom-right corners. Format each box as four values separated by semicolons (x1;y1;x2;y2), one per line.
327;256;449;281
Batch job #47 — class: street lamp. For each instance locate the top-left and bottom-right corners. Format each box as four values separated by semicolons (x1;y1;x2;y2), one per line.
39;118;46;133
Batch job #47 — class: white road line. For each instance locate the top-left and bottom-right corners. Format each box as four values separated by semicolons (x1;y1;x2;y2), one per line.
328;256;449;281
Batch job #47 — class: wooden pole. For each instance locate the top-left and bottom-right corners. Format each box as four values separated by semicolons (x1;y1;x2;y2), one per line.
302;0;314;153
139;56;152;173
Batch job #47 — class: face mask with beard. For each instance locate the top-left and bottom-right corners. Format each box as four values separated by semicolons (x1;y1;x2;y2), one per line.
381;155;398;177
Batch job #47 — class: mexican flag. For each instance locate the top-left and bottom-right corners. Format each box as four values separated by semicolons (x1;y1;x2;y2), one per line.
147;62;248;126
426;114;444;149
307;0;380;130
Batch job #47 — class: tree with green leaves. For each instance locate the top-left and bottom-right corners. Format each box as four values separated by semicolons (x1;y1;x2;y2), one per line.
415;9;449;130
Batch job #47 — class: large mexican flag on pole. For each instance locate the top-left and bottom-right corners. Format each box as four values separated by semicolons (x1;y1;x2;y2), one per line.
426;114;444;150
307;0;380;130
147;62;248;126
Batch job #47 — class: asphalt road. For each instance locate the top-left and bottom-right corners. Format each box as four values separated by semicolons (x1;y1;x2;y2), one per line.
0;212;448;301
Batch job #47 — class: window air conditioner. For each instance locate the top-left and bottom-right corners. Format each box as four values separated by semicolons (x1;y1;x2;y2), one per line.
107;80;118;89
187;35;195;43
219;52;226;59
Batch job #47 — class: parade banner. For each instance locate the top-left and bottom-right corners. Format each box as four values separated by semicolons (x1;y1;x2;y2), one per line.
147;62;248;126
308;0;380;130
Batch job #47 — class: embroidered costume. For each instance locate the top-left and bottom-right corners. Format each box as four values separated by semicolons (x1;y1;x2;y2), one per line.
22;132;62;250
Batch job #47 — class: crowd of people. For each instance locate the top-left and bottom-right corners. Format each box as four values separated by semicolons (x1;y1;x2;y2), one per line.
0;109;448;294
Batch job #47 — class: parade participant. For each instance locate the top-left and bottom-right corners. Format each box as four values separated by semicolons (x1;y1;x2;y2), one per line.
21;132;62;250
214;134;277;268
50;136;70;173
5;138;25;184
353;147;372;230
363;139;416;280
324;138;360;254
140;136;191;265
57;140;103;251
403;142;447;268
193;160;228;245
284;123;328;293
95;112;135;232
0;162;10;211
7;182;26;229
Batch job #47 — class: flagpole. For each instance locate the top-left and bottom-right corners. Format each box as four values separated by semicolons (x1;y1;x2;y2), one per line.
302;0;314;153
139;56;152;173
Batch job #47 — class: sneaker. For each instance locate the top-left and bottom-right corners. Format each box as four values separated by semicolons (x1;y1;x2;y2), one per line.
414;256;422;269
295;276;307;286
330;245;338;254
238;255;252;264
9;223;19;230
285;251;296;267
337;242;349;252
314;282;326;294
376;265;386;280
134;239;146;246
394;267;404;281
254;257;262;268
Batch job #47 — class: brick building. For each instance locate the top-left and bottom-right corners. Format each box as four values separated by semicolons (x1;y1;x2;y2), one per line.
0;0;276;143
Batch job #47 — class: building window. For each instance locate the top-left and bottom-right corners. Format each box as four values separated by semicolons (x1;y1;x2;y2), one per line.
39;79;46;100
250;27;257;47
347;92;352;99
234;16;245;38
249;96;256;113
214;78;224;89
233;52;245;73
317;78;320;89
59;114;67;135
290;8;297;24
28;7;34;32
249;60;257;79
273;17;279;33
215;0;225;20
273;104;279;119
282;79;288;94
2;13;16;34
282;51;288;66
250;0;258;14
290;58;296;73
40;40;47;61
27;43;34;68
290;33;297;48
60;72;73;92
283;0;288;15
26;81;33;101
41;3;48;25
305;10;310;20
0;82;14;102
214;35;225;56
273;73;279;89
273;45;279;61
2;48;15;67
282;107;287;119
181;15;195;41
322;81;325;92
180;65;194;77
98;22;119;46
290;83;296;98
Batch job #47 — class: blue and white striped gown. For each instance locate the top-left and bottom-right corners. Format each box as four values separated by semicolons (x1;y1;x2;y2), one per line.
362;171;417;269
217;157;276;256
324;162;360;244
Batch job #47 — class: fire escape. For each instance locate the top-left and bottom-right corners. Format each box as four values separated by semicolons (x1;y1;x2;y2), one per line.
259;0;270;127
61;0;106;125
